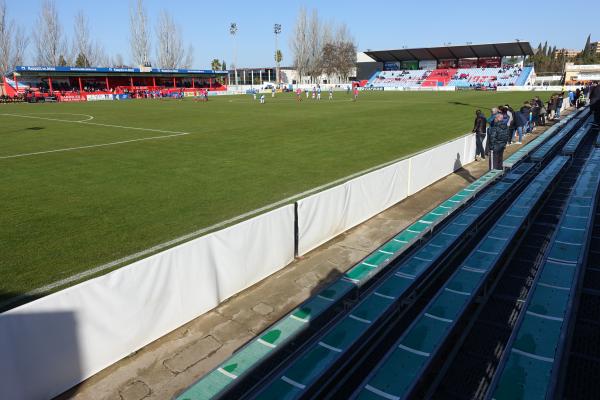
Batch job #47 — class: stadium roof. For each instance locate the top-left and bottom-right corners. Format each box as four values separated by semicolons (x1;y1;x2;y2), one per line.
364;42;534;62
10;66;228;77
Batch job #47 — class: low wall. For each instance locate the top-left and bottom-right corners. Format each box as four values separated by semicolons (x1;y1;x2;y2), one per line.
496;85;581;92
0;130;481;400
297;133;476;255
0;206;295;400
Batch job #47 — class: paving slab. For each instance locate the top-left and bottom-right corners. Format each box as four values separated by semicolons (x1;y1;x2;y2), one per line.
58;120;564;400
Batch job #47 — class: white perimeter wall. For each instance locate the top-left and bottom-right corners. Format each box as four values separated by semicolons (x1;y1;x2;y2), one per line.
297;134;477;255
0;206;295;400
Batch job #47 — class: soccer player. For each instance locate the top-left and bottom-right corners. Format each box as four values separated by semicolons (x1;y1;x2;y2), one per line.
353;85;359;101
260;94;265;104
296;88;302;102
328;87;333;100
317;85;321;100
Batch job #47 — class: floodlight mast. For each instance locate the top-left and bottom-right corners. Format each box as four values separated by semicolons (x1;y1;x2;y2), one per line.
230;22;238;86
274;23;282;85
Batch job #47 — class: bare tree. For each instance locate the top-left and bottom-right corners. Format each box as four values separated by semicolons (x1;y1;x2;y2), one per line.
11;25;29;69
306;9;322;83
72;11;106;66
336;41;357;82
33;0;67;65
290;7;309;85
0;0;13;76
129;0;150;66
112;53;125;67
155;10;184;69
321;42;337;79
334;23;356;82
182;44;194;68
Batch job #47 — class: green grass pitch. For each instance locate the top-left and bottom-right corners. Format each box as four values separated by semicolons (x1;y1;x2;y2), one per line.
0;90;538;304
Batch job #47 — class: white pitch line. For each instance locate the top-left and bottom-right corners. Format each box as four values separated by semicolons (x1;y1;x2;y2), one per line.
7;112;96;122
0;113;192;159
0;132;191;159
1;113;188;134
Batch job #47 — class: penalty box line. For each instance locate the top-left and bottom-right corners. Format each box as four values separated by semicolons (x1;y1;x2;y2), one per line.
0;113;193;159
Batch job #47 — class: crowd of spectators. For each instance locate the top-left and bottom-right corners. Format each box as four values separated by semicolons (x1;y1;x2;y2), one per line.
470;86;599;170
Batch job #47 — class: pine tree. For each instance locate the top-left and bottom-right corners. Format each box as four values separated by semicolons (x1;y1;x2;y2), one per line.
583;34;591;57
58;55;68;66
542;41;548;57
75;53;89;67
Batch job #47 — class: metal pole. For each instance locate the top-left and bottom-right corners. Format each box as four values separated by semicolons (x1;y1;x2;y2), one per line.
274;23;281;84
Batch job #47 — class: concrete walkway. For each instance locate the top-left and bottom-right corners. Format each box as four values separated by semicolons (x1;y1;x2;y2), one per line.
59;121;560;400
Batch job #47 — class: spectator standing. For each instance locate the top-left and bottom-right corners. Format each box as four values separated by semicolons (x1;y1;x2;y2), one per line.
472;110;487;161
547;96;555;120
555;93;564;120
538;98;547;126
504;104;515;146
486;107;499;155
515;102;529;144
489;113;509;170
569;90;576;106
530;100;540;131
551;94;559;120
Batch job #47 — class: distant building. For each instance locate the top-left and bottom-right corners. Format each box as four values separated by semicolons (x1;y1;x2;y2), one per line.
591;41;600;54
557;48;579;59
564;62;600;83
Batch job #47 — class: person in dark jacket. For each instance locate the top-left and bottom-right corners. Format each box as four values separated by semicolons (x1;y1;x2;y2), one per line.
489;113;509;170
504;104;515;146
590;82;600;125
514;102;529;144
555;93;564;120
472;110;487;160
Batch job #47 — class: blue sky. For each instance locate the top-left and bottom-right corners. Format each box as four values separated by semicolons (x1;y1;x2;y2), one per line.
5;0;599;68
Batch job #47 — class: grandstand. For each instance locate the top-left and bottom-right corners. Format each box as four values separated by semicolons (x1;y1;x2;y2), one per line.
2;66;228;101
359;42;535;89
177;107;600;400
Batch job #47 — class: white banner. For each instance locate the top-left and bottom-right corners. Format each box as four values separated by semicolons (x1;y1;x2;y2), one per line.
0;205;295;400
86;94;113;101
297;159;410;255
409;136;469;195
297;133;476;256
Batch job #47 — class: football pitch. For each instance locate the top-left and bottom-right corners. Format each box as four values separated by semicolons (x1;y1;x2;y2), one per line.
0;90;537;305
